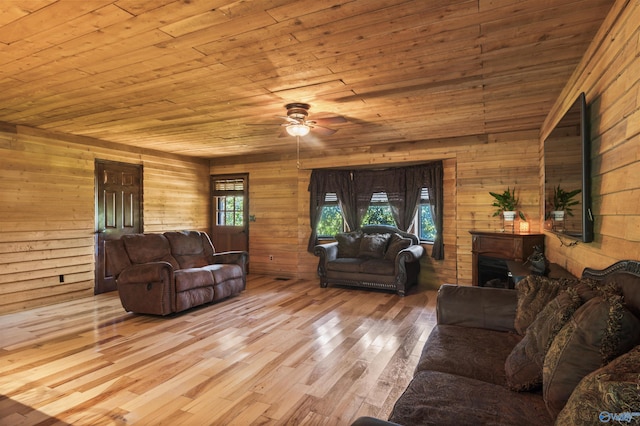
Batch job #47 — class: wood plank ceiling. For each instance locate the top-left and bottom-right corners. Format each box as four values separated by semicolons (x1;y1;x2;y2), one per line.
0;0;613;159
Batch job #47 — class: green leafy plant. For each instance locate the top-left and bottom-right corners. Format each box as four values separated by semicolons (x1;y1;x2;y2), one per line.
489;187;526;220
549;185;581;216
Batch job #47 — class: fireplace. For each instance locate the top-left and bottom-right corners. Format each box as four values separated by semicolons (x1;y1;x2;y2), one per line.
477;255;510;288
470;231;544;286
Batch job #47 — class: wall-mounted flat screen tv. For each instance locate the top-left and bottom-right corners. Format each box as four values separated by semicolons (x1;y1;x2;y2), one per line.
543;92;594;243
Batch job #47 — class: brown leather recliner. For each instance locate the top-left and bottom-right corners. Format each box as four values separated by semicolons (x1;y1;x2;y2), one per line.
105;230;248;315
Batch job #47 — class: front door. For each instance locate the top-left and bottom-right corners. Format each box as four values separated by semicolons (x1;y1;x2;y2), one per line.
95;160;142;294
211;174;249;254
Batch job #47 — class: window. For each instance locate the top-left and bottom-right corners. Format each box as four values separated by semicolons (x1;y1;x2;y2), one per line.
213;179;244;226
308;163;443;258
418;188;436;242
315;189;436;242
361;192;395;226
317;193;344;237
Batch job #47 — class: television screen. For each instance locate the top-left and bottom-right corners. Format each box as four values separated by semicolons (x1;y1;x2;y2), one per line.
543;92;593;243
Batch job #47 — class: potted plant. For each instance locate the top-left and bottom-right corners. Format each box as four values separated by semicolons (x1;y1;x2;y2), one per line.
548;185;581;221
489;187;526;222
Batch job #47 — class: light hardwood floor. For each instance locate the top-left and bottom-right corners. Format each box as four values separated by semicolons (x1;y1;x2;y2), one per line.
0;276;437;425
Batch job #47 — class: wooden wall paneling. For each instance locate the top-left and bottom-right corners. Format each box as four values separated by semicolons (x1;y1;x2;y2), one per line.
210;158;300;278
297;169;316;281
0;124;210;314
212;134;521;289
455;130;542;283
0;131;97;313
141;156;210;233
541;0;640;275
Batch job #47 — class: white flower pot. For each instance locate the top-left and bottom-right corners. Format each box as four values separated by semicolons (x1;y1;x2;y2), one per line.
502;211;517;221
551;210;565;221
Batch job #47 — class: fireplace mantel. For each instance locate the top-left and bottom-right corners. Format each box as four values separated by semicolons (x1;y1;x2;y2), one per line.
469;231;544;286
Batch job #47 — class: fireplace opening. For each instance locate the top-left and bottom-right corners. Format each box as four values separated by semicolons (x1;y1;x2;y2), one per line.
477;255;511;288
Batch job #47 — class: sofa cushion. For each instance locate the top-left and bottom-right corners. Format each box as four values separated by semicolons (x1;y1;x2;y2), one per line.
543;292;640;418
358;233;390;258
174;268;216;292
335;231;362;258
555;344;640;425
389;370;552;426
514;275;578;335
359;259;394;275
164;230;209;269
213;277;245;301
384;233;412;261
326;258;366;273
505;287;583;391
203;263;243;283
416;324;522;386
175;286;215;312
122;233;180;270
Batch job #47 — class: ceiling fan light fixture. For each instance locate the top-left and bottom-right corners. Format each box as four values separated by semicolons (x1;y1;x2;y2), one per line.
286;123;310;137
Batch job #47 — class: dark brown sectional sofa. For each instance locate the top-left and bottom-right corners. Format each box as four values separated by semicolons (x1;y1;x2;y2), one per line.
105;230;248;315
353;260;640;425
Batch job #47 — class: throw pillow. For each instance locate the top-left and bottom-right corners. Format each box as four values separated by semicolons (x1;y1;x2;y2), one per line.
555;344;640;425
335;231;362;258
384;233;412;261
603;272;640;317
358;233;390;258
514;275;578;335
505;287;583;391
543;289;640;418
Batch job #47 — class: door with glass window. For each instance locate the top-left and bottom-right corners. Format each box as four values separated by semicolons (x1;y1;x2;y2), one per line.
211;174;249;255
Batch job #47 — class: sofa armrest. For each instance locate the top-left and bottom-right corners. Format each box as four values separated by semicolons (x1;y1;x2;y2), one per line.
436;284;517;332
314;242;338;261
210;251;248;270
117;261;175;285
397;244;424;263
116;262;175;315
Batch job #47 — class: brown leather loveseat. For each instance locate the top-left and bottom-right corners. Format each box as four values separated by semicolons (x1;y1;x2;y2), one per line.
314;225;424;296
106;230;248;315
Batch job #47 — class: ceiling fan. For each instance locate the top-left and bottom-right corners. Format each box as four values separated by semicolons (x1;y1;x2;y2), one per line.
278;103;347;137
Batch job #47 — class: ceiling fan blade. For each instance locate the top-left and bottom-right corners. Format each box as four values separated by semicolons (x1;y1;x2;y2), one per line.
310;125;337;136
278;129;289;138
310;116;347;126
276;115;301;124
